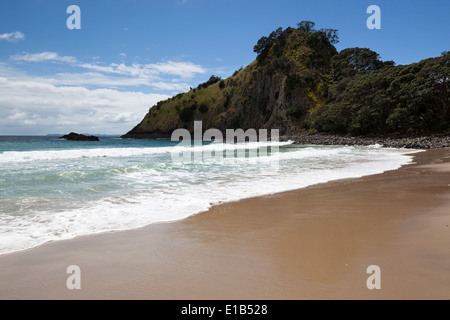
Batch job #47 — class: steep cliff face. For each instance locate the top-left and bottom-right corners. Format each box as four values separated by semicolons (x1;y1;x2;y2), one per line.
122;25;337;139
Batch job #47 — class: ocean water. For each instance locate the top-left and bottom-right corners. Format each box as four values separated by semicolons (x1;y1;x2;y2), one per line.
0;136;420;255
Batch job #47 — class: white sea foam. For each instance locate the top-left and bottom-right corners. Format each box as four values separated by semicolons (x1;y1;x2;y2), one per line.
0;140;293;163
0;144;422;255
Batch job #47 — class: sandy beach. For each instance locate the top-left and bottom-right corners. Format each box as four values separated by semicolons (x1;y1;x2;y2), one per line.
0;148;449;300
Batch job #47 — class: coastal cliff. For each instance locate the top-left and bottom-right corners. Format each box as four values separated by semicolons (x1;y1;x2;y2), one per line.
122;21;449;142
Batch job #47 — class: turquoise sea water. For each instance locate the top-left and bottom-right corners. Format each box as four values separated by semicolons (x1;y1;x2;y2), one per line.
0;136;419;255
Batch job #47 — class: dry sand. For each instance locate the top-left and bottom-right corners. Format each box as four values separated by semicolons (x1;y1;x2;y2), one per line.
0;148;449;300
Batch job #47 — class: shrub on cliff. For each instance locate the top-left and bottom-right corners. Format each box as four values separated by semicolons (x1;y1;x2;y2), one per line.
198;75;222;89
198;103;209;114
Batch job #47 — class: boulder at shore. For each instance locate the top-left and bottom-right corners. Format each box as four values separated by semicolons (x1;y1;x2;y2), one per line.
59;132;100;141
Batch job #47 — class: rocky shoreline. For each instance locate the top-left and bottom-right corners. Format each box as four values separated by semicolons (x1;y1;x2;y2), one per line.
123;130;449;149
280;132;450;149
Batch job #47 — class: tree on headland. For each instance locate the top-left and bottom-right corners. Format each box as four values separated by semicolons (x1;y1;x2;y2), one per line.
297;20;339;45
331;47;395;80
253;21;339;67
312;51;449;135
253;27;284;63
197;75;222;90
297;21;316;33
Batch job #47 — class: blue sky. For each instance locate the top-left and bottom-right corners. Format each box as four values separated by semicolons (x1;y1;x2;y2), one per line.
0;0;449;135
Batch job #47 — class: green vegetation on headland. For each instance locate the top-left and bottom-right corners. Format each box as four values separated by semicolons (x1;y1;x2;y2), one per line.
121;21;449;140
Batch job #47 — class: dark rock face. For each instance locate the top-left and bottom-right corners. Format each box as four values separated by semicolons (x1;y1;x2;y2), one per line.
59;132;100;141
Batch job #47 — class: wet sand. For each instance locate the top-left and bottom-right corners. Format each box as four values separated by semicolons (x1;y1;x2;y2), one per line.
0;148;449;300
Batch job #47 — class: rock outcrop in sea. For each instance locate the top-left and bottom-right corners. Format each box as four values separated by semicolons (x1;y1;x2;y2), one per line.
59;132;100;141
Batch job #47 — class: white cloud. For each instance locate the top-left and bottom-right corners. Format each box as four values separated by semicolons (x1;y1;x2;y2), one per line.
79;62;155;77
46;72;191;91
0;76;171;135
8;111;27;120
147;61;206;78
42;72;153;88
80;60;206;79
9;51;207;90
7;52;207;92
11;52;78;64
11;52;206;80
0;52;211;134
0;31;25;42
149;81;191;91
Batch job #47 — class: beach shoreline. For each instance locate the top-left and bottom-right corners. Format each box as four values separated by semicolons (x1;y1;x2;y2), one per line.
0;148;449;300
